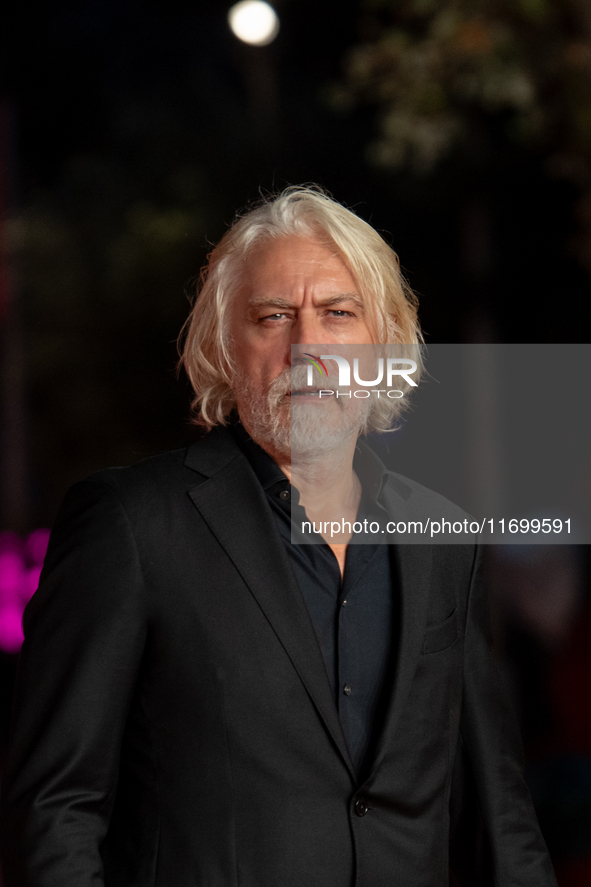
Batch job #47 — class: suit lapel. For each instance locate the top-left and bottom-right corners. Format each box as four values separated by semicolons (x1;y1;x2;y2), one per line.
185;430;355;779
367;479;434;779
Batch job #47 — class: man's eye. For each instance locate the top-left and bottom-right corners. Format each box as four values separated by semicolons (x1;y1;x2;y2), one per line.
328;310;352;317
261;312;288;321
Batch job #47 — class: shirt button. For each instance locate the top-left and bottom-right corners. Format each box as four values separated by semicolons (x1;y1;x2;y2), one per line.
341;599;347;607
355;797;369;817
343;684;352;696
279;490;290;500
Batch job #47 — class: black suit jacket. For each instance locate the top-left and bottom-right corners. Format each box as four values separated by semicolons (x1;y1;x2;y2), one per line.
1;426;556;887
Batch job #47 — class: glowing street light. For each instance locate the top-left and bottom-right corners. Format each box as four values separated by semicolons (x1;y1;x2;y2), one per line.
228;1;280;47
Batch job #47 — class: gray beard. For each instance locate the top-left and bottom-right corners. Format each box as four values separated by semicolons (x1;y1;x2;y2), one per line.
234;366;370;463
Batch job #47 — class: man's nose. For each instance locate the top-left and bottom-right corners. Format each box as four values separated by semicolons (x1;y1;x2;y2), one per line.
290;311;325;349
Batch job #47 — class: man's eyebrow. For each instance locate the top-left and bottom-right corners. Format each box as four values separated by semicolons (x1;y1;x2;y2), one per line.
247;297;296;311
316;293;365;311
247;293;365;311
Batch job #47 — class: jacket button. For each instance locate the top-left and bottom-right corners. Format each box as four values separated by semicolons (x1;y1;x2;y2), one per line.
355;797;369;817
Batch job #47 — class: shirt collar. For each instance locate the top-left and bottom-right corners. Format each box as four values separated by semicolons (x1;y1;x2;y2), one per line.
229;421;289;493
229;421;389;507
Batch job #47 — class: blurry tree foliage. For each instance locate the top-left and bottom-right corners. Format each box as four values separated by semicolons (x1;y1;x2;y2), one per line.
333;0;591;272
6;130;215;519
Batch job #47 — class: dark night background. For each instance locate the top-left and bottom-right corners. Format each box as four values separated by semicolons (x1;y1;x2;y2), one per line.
1;1;591;883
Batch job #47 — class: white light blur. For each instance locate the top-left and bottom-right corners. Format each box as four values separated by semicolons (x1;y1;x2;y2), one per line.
228;1;280;47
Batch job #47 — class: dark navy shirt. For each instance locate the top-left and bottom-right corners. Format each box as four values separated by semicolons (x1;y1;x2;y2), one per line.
231;424;399;777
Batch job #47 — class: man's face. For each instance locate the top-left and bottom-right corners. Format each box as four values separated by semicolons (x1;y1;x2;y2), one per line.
229;235;375;459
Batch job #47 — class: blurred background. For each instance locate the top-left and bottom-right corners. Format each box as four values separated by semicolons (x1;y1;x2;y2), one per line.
1;1;591;883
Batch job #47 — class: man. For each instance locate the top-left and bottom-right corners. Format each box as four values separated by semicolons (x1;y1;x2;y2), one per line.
1;186;556;886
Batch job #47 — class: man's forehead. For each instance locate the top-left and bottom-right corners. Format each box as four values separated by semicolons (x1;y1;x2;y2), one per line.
242;234;353;280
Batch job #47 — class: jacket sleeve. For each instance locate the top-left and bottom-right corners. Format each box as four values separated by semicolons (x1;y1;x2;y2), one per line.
454;546;557;887
0;478;147;887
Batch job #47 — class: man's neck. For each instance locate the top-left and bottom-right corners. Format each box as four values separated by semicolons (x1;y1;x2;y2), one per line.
247;428;362;579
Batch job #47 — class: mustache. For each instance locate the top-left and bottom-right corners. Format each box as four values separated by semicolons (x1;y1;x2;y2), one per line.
269;363;343;399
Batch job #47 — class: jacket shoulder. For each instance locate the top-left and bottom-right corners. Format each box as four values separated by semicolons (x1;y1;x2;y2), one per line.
74;425;243;506
89;446;193;493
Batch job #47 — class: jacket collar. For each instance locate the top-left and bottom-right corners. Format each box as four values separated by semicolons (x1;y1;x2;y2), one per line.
184;425;357;780
183;424;242;478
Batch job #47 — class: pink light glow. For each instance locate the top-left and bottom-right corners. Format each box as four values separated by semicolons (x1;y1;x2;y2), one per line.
0;605;25;654
0;530;49;654
0;551;24;604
